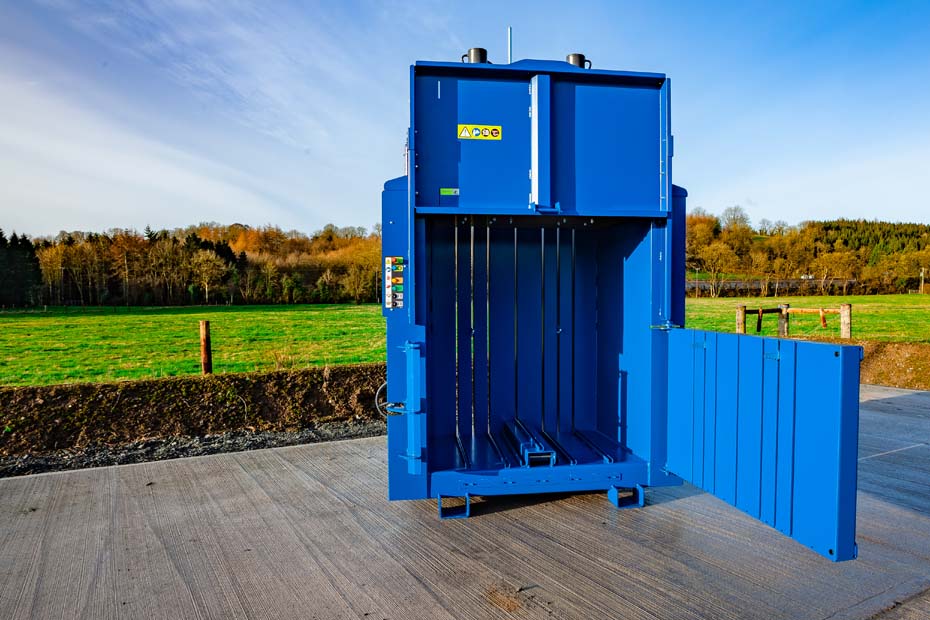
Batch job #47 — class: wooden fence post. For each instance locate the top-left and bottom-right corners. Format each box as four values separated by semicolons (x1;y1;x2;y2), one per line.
736;305;746;334
840;304;852;339
778;304;790;337
200;320;213;375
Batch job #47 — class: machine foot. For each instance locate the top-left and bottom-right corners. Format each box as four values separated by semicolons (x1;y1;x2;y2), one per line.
607;484;645;509
438;494;471;519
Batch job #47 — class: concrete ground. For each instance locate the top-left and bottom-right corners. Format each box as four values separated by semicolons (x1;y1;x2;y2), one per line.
0;384;928;619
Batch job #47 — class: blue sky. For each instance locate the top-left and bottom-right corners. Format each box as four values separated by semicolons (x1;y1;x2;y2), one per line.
1;1;929;237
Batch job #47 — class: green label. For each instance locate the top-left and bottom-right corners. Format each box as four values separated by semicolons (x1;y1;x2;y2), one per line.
440;188;460;196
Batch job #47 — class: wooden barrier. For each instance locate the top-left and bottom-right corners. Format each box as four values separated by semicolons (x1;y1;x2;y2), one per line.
735;303;851;338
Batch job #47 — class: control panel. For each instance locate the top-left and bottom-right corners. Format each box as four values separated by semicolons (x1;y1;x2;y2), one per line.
384;256;405;309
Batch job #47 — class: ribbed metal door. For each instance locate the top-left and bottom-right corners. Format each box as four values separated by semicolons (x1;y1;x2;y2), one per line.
666;329;861;561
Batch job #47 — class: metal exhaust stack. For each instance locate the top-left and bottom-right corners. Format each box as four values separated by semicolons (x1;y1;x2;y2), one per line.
566;53;592;68
462;47;488;64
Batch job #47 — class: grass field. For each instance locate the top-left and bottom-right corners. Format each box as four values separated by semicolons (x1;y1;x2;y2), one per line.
0;305;385;386
687;294;930;342
1;294;928;386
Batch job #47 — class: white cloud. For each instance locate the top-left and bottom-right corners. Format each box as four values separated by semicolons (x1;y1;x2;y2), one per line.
0;67;293;235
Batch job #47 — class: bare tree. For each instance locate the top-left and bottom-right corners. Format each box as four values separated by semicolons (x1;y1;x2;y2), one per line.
699;241;738;298
191;249;227;304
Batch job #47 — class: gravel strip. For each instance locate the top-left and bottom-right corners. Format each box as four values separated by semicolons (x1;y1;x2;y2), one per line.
0;419;386;478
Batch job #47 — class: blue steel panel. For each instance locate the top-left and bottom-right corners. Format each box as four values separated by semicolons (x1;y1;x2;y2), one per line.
425;218;457;472
666;329;861;561
556;228;574;433
455;220;473;442
714;334;739;504
487;225;516;435
541;228;558;432
703;332;718;490
457;79;531;211
735;336;764;516
651;220;668;325
515;228;542;425
551;82;662;214
619;220;660;466
383;178;428;500
414;59;666;83
793;344;860;561
691;326;706;487
595;228;623;440
666;329;695;481
531;75;552;210
761;338;779;526
414;76;532;211
572;230;598;430
413;75;459;208
669;186;687;327
659;80;671;213
775;340;797;536
472;224;489;438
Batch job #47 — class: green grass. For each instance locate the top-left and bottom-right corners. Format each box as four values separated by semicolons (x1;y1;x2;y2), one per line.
686;294;930;342
0;305;385;386
2;294;928;387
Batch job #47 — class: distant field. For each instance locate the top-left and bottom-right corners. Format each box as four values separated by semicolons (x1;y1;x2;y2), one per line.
0;305;385;386
1;295;928;386
686;294;930;342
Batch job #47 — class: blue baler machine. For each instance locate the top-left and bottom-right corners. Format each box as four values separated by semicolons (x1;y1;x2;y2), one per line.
381;49;861;561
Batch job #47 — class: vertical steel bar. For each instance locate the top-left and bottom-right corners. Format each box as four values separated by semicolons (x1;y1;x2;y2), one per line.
572;228;578;433
540;227;546;433
555;226;561;433
470;220;476;440
513;226;519;422
453;217;460;441
486;221;491;435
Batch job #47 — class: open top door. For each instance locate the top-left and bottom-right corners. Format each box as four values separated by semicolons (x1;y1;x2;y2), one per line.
666;329;861;561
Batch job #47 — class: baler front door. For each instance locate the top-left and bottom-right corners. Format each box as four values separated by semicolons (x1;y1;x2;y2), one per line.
665;328;861;561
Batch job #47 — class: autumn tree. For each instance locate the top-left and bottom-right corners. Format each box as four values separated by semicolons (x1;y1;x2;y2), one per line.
190;249;227;304
699;241;738;298
685;208;720;272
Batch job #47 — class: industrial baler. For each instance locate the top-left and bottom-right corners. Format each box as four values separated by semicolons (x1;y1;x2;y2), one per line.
381;49;861;561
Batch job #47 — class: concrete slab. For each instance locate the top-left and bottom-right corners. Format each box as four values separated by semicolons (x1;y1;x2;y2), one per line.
0;384;928;619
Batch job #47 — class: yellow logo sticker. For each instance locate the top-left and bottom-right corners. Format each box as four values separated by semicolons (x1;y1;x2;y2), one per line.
457;124;502;140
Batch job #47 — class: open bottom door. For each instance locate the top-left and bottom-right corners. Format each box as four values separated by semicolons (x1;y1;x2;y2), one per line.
666;329;861;561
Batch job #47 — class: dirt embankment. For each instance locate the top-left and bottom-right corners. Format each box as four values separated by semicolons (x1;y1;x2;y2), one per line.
859;341;930;392
0;341;926;473
0;363;386;458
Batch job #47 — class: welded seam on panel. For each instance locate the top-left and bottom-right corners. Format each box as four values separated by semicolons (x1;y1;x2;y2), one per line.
712;334;718;495
470;220;476;440
757;345;765;518
733;337;741;508
691;331;704;486
773;339;781;529
454;218;460;442
788;342;798;536
485;222;492;437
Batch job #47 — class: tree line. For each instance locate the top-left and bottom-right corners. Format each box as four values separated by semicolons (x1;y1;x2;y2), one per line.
687;207;930;297
0;223;381;307
2;212;929;307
